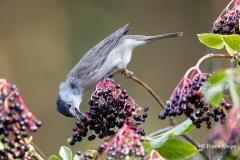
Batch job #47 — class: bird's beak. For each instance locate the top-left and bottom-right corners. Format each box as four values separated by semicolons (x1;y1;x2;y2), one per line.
73;108;81;121
74;107;87;121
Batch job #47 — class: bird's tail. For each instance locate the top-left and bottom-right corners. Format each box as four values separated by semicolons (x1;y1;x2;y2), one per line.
143;32;183;42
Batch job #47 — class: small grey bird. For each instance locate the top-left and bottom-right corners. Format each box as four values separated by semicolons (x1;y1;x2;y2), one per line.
56;23;182;120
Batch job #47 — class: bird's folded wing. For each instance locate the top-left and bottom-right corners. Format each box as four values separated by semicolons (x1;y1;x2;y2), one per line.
69;23;129;79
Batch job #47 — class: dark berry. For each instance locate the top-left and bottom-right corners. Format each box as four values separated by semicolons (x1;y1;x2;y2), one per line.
190;116;195;121
1;137;8;143
98;133;104;139
88;99;94;106
143;106;148;112
81;116;87;122
115;84;121;89
23;131;28;137
196;123;201;128
142;113;147;118
206;125;211;129
214;117;219;122
36;121;42;127
89;134;96;141
11;84;17;90
207;121;211;125
202;116;209;121
121;89;127;94
76;151;82;155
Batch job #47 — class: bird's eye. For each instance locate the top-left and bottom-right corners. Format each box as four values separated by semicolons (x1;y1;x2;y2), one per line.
67;103;72;108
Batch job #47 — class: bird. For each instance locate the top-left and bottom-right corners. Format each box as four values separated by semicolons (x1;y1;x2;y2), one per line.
56;23;182;120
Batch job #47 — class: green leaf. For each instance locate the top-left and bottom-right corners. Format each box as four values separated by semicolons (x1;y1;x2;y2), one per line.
229;80;240;106
208;70;226;84
197;33;224;49
173;119;195;136
157;139;198;160
150;132;171;148
224;155;239;160
48;155;60;160
59;146;72;160
203;84;224;106
221;35;240;55
149;119;194;148
180;123;195;135
142;141;152;154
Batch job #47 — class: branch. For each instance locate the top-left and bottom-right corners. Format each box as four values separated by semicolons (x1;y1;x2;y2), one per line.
123;70;165;109
196;53;234;68
169;116;177;127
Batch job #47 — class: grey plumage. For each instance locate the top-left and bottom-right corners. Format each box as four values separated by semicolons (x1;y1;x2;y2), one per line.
56;23;182;120
69;24;129;79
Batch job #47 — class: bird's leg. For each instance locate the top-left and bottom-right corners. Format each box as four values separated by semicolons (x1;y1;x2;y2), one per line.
103;67;121;82
103;68;134;81
122;69;134;78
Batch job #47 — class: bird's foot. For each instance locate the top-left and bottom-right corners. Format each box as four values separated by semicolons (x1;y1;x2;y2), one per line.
122;69;133;78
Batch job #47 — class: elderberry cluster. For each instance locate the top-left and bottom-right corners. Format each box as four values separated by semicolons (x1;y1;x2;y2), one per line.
0;80;42;159
212;10;240;34
205;108;240;158
68;81;147;145
96;124;148;160
158;74;232;129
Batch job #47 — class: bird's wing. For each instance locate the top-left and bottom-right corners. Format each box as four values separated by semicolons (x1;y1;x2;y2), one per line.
69;23;129;79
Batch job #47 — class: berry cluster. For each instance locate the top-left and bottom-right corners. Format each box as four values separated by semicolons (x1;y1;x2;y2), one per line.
212;0;240;34
96;124;148;160
68;80;147;145
206;107;240;157
0;79;42;159
158;74;231;129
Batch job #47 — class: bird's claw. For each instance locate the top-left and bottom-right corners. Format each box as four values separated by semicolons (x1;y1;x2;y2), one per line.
124;69;133;78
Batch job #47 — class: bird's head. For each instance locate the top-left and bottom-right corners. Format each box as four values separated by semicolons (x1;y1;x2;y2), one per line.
56;82;84;121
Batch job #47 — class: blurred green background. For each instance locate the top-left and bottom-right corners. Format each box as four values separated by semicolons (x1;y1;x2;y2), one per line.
0;0;231;159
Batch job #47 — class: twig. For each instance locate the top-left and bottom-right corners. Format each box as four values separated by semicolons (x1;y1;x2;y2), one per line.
230;57;237;68
146;126;173;139
196;53;234;68
31;147;45;160
123;70;165;109
31;141;48;160
169;116;177;127
182;134;209;160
